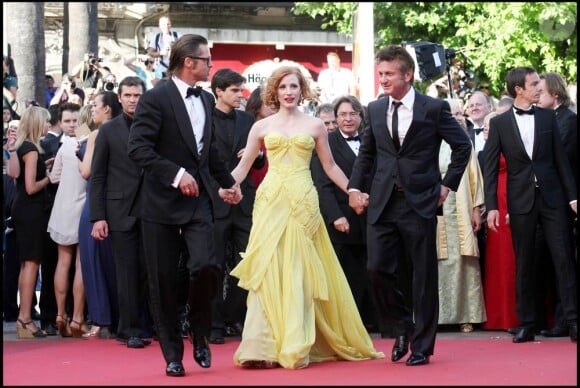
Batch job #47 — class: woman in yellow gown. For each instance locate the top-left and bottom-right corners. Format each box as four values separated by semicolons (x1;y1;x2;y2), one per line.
223;66;384;369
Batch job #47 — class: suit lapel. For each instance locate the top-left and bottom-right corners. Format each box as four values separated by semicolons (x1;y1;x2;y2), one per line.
198;92;214;163
508;111;530;159
167;80;199;159
401;93;427;151
331;131;356;163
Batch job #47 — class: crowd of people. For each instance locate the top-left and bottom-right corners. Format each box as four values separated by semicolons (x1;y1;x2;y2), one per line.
3;28;577;378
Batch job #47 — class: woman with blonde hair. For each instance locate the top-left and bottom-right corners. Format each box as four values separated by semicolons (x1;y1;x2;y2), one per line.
9;106;52;338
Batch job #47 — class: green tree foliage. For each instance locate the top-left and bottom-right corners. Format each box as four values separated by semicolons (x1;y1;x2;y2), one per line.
293;2;577;95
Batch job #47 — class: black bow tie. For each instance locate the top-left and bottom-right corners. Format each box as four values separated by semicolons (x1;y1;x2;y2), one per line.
346;135;360;142
474;127;484;135
186;86;203;98
514;106;535;115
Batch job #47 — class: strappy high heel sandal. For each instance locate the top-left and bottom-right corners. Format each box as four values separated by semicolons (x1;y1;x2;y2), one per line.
55;314;72;337
16;319;47;339
70;320;89;338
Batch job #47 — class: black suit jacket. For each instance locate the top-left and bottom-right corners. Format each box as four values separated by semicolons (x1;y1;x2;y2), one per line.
311;130;371;244
349;92;472;222
40;132;62;160
208;109;264;218
555;105;577;182
483;107;576;214
127;79;235;224
90;114;141;231
40;132;62;203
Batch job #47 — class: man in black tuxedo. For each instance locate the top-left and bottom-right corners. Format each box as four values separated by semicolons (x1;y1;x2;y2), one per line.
311;95;378;331
37;104;63;335
90;76;152;346
533;72;577;338
348;45;472;366
483;67;577;344
127;34;242;377
207;68;265;344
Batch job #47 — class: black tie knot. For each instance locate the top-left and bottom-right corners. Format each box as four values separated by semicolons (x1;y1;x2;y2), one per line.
392;101;403;110
187;86;203;98
346;135;360;142
475;127;484;135
514;106;535;115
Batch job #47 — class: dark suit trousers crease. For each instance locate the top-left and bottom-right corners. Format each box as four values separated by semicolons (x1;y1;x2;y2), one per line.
211;207;252;329
141;192;219;364
509;189;577;327
110;227;148;337
366;192;439;355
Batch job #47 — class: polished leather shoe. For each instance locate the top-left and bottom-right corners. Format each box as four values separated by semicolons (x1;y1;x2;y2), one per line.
512;327;535;343
127;336;152;348
540;326;569;338
225;322;244;337
406;353;429;366
391;335;409;362
166;361;185;377
192;335;212;368
569;323;577;342
209;328;225;344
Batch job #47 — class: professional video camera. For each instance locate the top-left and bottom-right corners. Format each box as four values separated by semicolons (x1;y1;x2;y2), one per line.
84;53;103;66
404;41;475;99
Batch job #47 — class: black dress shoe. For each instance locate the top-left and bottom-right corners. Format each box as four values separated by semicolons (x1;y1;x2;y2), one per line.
166;361;185;377
391;335;409;362
209;328;225;344
127;336;152;348
225;322;243;337
192;335;212;368
540;326;569;338
512;327;535;343
569;323;577;342
42;322;58;336
406;353;429;366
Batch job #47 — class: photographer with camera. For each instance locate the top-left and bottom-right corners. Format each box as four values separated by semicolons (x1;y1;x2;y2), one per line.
49;74;85;106
147;16;180;80
69;53;109;90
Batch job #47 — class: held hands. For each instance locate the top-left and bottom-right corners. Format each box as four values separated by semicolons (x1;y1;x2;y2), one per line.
219;182;243;205
486;209;500;233
348;191;369;215
179;172;200;197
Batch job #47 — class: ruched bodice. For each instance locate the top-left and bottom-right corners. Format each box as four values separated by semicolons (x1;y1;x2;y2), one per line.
231;131;384;369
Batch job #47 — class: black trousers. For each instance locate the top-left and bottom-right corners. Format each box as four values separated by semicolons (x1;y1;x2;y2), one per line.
141;193;219;364
366;192;439;356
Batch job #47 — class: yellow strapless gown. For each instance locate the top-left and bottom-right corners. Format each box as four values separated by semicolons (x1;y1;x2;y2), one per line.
231;133;384;369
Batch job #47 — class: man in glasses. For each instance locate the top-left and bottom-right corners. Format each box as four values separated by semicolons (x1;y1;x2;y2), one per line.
128;34;241;377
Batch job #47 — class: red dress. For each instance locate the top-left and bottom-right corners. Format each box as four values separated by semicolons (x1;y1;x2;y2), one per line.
482;154;520;330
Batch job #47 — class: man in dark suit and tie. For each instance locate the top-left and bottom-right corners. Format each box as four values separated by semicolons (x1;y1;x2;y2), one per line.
127;34;242;377
483;66;577;344
207;68;265;344
348;45;472;366
90;76;153;346
37;103;63;336
311;95;378;331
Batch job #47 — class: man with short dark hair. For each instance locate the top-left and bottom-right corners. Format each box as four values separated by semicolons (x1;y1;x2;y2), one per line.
207;68;265;345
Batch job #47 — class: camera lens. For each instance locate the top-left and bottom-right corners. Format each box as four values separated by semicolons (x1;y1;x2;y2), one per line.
105;82;115;91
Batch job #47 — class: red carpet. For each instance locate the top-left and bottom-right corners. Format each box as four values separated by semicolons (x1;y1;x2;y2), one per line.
2;336;577;386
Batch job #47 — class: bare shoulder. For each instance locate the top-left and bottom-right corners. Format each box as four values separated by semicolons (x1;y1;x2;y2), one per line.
305;115;326;139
